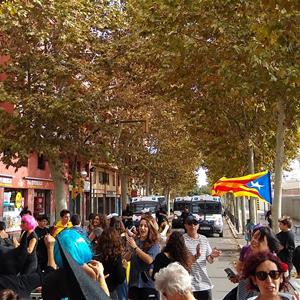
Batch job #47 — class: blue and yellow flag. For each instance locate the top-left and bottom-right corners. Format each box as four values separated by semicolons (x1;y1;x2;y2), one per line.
212;171;272;204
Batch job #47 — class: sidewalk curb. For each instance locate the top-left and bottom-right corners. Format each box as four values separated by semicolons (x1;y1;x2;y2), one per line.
225;216;243;250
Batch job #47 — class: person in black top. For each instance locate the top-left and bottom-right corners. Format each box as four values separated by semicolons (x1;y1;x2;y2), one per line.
94;227;126;299
152;231;193;280
13;214;38;274
276;216;295;274
122;204;133;229
0;234;56;298
0;221;13;248
265;209;272;228
35;214;50;271
155;207;168;227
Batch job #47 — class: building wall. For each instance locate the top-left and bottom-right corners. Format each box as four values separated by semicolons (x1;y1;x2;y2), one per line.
91;165;121;215
282;180;300;221
0;152;55;231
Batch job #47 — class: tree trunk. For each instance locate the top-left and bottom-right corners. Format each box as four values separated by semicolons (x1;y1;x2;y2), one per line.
120;172;129;212
145;171;151;195
248;141;257;224
49;160;67;222
164;188;171;216
241;196;246;234
234;197;240;232
273;99;286;233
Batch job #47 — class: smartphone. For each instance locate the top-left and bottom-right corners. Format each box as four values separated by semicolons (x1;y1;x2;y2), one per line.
224;268;236;278
127;227;135;237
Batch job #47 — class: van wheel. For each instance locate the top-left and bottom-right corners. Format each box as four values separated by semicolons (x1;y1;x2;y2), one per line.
219;231;223;237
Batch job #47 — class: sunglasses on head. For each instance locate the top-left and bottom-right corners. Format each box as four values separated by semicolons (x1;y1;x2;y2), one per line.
255;270;281;281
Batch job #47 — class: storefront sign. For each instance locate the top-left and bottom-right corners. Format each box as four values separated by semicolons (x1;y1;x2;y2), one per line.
15;192;22;208
106;191;116;196
0;177;12;187
27;180;43;187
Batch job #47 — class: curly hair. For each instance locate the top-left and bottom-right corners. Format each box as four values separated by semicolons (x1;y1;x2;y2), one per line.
95;227;123;261
139;214;159;250
252;225;281;253
243;251;287;291
164;231;193;272
92;213;108;229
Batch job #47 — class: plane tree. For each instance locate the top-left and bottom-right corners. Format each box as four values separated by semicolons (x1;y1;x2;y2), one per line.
0;0;126;218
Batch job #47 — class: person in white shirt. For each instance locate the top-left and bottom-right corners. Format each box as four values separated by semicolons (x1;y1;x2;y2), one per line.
183;214;221;300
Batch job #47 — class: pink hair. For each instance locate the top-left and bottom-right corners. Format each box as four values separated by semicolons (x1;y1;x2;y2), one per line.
22;214;38;230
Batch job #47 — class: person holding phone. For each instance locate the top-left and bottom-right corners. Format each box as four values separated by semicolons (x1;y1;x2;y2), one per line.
126;214;160;300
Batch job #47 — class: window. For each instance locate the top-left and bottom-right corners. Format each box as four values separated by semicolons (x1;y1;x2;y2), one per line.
37;154;45;170
112;173;116;186
99;172;104;184
93;171;96;184
99;172;110;185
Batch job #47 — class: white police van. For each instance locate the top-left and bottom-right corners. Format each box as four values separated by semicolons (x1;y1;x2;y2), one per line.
191;194;224;237
130;195;166;223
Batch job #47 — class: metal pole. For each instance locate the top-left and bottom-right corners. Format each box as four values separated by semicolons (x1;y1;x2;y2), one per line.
89;167;94;214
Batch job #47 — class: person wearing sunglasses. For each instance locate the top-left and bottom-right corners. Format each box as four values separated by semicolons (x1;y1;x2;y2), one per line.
224;224;283;300
243;251;300;300
183;214;221;300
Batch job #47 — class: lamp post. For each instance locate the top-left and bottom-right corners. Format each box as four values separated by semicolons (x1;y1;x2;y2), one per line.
89;167;95;213
80;170;88;217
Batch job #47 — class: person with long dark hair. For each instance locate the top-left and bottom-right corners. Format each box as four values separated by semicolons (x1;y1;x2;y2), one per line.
243;251;300;300
225;224;283;300
94;227;126;299
152;231;193;279
89;214;108;245
109;216;128;300
126;214;160;300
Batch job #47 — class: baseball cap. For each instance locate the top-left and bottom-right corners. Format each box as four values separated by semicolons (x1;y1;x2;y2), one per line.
184;214;199;225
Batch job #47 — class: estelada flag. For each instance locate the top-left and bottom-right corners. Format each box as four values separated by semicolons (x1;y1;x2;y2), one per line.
212;171;272;204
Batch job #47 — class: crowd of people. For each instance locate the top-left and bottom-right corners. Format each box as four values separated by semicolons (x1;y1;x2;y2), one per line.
0;206;299;300
224;215;300;300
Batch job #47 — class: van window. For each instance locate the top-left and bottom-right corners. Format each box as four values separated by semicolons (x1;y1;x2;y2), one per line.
130;202;157;214
174;202;190;211
191;201;221;214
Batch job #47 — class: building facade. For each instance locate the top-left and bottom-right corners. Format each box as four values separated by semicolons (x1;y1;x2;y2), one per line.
0;152;55;231
91;164;121;216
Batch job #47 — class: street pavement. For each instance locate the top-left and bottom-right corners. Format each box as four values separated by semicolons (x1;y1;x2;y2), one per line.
206;218;241;300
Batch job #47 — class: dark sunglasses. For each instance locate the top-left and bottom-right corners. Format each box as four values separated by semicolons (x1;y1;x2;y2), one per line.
186;220;198;226
255;270;281;281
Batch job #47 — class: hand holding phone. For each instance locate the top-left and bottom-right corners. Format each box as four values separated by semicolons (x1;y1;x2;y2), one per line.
224;268;236;278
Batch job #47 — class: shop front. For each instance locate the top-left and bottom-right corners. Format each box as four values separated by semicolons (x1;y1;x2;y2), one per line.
0;175;54;232
3;188;24;232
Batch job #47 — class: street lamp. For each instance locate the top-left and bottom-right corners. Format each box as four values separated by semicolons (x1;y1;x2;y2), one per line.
80;170;88;178
89;166;96;213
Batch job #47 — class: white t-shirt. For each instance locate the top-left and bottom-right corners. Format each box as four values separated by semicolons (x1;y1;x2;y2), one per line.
183;233;213;292
289;278;300;292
